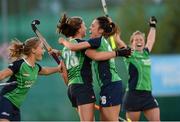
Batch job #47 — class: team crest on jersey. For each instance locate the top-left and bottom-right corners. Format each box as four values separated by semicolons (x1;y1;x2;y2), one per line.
101;96;107;105
91;95;95;99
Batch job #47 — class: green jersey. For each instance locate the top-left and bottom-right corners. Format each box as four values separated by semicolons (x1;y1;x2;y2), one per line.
125;48;152;91
88;36;121;87
62;39;93;85
1;59;41;108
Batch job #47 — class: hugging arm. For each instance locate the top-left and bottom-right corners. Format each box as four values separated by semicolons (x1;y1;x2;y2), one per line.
85;47;131;61
85;49;116;61
59;38;91;51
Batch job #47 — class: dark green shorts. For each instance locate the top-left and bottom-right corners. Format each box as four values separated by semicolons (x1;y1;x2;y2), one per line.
100;81;123;107
67;83;96;107
0;96;20;121
123;90;159;112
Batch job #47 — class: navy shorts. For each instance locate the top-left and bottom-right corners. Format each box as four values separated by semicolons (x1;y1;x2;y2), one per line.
123;90;159;112
0;96;20;121
100;81;123;107
67;84;96;108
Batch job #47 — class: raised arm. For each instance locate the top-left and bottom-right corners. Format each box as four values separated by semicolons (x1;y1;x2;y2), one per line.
113;33;127;48
0;68;13;81
59;38;91;51
145;16;157;52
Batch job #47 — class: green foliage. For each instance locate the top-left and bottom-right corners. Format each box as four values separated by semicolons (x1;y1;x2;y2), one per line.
115;0;147;46
115;0;180;54
161;0;180;53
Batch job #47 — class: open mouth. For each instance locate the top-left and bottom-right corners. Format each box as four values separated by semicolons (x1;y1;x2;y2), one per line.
137;43;142;47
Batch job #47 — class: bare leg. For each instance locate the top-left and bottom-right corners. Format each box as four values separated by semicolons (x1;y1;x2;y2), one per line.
0;119;10;122
100;105;120;121
126;111;141;121
77;103;95;122
144;107;160;121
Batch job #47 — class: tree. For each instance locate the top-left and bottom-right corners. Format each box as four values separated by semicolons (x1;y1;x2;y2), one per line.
160;0;180;53
115;0;180;54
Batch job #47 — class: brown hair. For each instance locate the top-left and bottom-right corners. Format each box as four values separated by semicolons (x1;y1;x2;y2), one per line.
8;37;40;60
57;13;83;38
96;16;119;38
130;30;145;44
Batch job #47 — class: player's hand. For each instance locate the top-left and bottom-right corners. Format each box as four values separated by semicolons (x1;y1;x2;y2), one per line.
58;37;66;45
58;60;63;73
49;49;61;57
115;46;132;57
149;16;157;28
58;60;66;73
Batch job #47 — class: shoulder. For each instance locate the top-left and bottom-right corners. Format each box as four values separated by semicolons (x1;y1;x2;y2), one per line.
8;59;24;68
76;39;86;43
88;37;101;43
8;59;24;74
11;59;24;64
143;48;150;55
87;36;102;49
35;63;42;72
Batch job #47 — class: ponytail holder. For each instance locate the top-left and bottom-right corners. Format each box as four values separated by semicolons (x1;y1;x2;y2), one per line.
109;22;114;28
110;24;113;28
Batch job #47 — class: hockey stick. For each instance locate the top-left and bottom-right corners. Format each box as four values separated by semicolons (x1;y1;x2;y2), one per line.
0;81;17;87
101;0;116;49
101;0;109;17
31;20;61;64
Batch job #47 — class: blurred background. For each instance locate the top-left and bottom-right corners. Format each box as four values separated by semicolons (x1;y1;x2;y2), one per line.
0;0;180;121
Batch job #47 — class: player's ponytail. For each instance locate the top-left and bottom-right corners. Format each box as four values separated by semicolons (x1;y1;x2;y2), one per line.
57;14;70;36
57;13;83;38
8;37;40;61
8;39;25;60
96;16;119;38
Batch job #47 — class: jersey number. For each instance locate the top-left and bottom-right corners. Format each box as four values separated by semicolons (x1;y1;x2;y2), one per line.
63;51;79;69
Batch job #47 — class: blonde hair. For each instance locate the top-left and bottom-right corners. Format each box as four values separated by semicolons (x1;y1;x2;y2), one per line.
130;30;145;44
8;37;40;61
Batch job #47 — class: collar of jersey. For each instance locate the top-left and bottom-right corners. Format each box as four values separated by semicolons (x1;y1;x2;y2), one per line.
23;58;35;67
